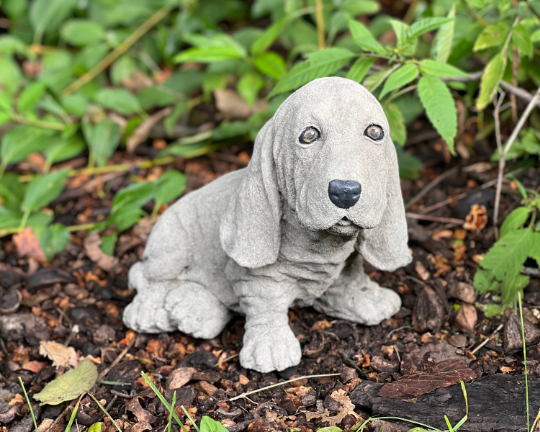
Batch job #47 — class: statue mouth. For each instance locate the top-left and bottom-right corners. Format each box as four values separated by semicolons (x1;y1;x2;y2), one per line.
327;217;363;236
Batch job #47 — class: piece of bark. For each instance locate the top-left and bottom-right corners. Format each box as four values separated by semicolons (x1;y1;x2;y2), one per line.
377;359;476;398
351;374;538;432
412;286;445;333
504;314;540;352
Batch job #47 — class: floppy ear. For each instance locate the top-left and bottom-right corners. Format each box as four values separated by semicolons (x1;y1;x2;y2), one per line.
220;120;282;268
357;142;412;271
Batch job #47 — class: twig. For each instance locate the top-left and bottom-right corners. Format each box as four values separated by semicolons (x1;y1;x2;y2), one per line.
110;390;135;399
493;84;540;230
471;323;504;354
406;212;464;225
523;268;540;278
405;166;460;210
499;80;540;107
510;46;520;123
314;0;325;50
493;91;506;153
229;373;340;401
98;335;137;381
61;5;173;95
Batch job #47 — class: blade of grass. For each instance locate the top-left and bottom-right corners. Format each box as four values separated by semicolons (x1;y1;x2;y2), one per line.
181;406;200;432
88;393;122;432
64;395;83;432
168;392;177;432
140;372;189;432
354;416;442;432
444;415;455;431
18;377;38;432
518;292;530;432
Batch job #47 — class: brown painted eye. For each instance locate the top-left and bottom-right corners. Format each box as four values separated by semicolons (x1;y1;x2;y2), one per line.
299;127;320;144
364;124;384;141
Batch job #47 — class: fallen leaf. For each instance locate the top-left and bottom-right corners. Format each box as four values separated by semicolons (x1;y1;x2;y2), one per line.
13;227;46;262
414;261;430;281
455;303;477;334
33;359;98;405
305;389;358;426
448;282;476;304
166;367;196;390
146;339;165;357
40;340;78;369
84;231;119;272
127;397;153;423
377;359;476;398
22;360;47;373
463;204;488;231
126;107;173;153
214;89;267;120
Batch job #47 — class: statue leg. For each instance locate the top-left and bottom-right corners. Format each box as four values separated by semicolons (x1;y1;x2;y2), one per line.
313;253;401;326
123;262;231;338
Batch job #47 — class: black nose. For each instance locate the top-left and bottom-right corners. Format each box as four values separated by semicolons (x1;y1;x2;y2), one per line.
328;180;361;209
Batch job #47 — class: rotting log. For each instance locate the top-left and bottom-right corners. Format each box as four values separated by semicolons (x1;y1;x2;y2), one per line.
350;374;539;432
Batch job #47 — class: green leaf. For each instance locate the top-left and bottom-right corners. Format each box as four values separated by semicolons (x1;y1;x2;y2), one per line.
346;57;375;83
419;59;469;78
154;170;186;209
0;92;13;112
0;57;23;94
338;0;379;15
315;427;343;432
107;205;144;232
407;17;454;39
100;233;117;257
18;82;46;112
269;48;355;97
348;19;387;54
112;182;154;212
88;422;103;432
476;229;534;291
0;35;27;56
395;145;422;180
251;16;288;56
61;19;106;47
473;22;509;51
23;170;69;213
94;88;142;115
29;0;79;43
383;103;407;146
0;126;54;168
61;93;90;117
500;207;531;238
476;51;506;111
137;86;177;111
432;4;455;63
380;63;419;99
164;101;189;136
501;271;530;305
0;207;53;230
44;136;86;171
0;172;25;211
34;360;98;405
82;120;121;167
530;232;540;268
512;24;532;57
199;416;229;432
531;28;540;43
237;71;264;106
254;52;287;78
417;75;457;153
175;36;247;63
363;67;390;92
37;223;70;262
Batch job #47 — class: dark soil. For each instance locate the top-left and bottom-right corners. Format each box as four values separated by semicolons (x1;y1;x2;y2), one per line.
1;130;540;432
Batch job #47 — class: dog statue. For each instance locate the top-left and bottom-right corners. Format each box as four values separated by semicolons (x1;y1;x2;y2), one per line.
123;77;412;373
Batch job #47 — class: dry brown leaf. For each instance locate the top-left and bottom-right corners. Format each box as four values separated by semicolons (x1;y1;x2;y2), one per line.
127;107;173;153
127;397;153;423
414;261;430;281
305;389;358;426
22;360;47;373
13;228;46;262
84;231;119;272
122;70;154;92
455;303;477;334
40;340;78;369
133;218;156;243
377;359;476;399
463;204;488;231
214;89;268;120
166;367;196;390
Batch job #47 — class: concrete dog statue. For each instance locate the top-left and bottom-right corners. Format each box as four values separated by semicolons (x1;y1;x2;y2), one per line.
123;77;412;373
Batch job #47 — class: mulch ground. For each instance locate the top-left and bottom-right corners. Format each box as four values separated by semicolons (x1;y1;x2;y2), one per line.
1;125;540;432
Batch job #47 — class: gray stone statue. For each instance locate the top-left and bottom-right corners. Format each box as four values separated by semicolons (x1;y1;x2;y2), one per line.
123;77;412;373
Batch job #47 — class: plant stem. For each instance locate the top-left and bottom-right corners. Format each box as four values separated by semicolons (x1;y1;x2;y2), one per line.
61;5;173;96
0;222;97;238
89;393;122;432
18;377;39;432
518;292;530;432
314;0;325;50
12;113;67;131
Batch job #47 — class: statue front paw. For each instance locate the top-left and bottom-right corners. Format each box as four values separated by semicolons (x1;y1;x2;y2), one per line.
240;325;301;373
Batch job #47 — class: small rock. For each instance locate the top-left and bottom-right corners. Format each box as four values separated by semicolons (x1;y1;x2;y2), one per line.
323;393;341;411
0;264;23;288
192;370;222;384
301;392;317;407
164;386;196;406
370;355;399;373
166;367;196;390
26;268;75;289
412;286;445;333
504;314;540;352
448;334;468;348
92;324;116;346
0;313;50;345
455;304;478;334
340;365;358;383
448;282;476;304
179;350;217;367
280;398;297;415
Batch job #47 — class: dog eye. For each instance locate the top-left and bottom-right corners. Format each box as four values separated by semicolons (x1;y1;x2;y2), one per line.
364;124;384;141
299;127;320;144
